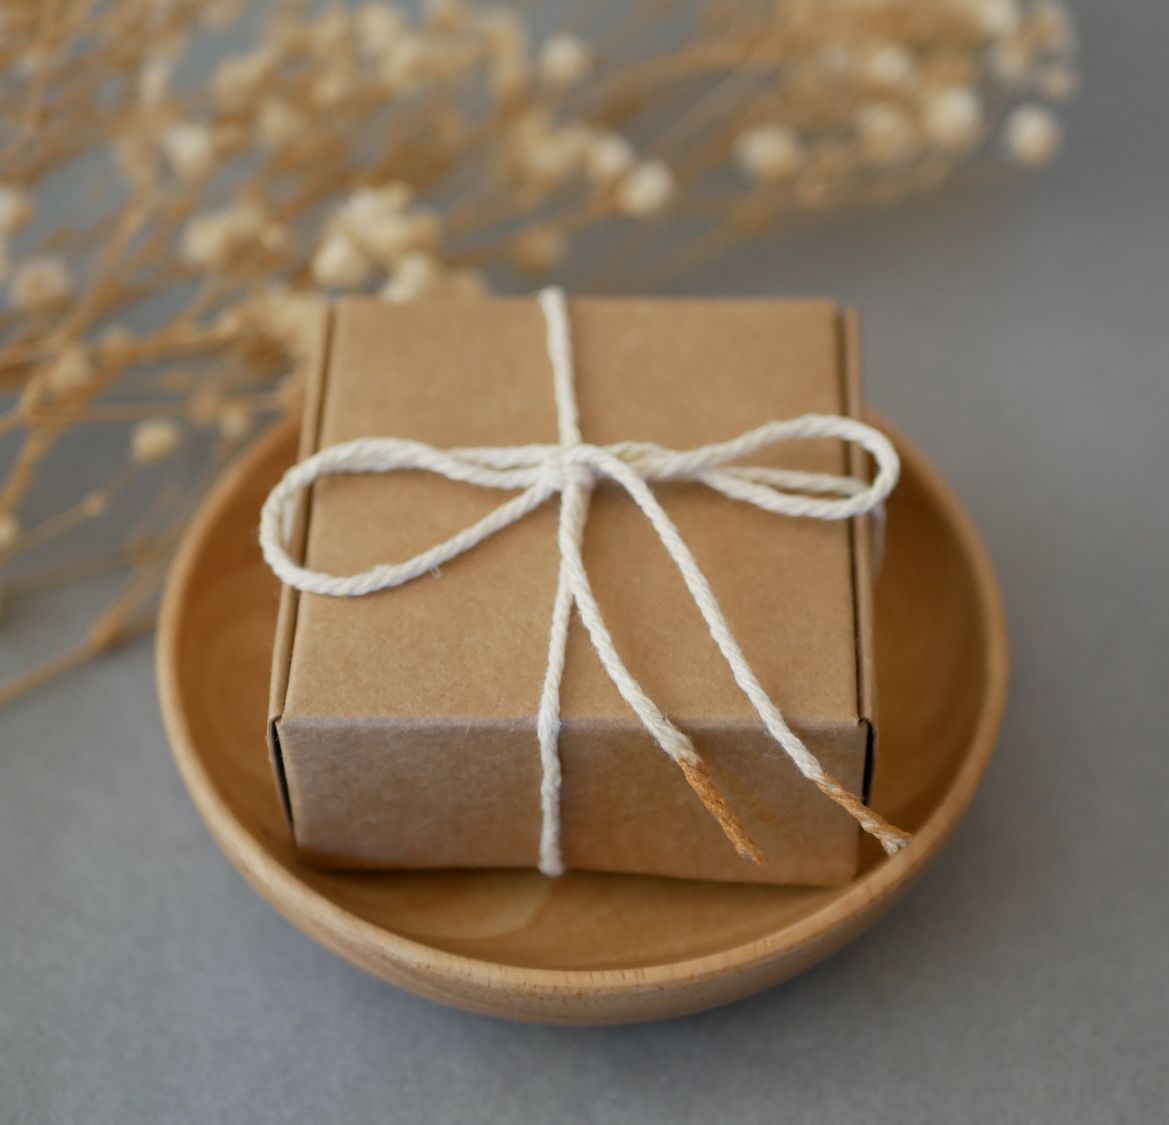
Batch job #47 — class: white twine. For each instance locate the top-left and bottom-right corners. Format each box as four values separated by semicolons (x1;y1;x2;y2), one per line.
260;288;911;876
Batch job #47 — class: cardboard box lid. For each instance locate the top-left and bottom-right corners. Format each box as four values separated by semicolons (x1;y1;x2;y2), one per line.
274;296;872;742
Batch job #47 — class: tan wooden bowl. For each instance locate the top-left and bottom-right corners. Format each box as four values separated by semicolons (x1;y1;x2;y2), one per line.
157;414;1007;1024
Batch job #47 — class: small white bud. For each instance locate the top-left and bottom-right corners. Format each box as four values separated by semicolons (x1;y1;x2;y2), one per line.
256;98;304;149
131;418;181;464
968;0;1019;37
1003;104;1062;166
335;186;436;267
585;132;635;185
0;512;19;551
311;232;370;289
180;205;263;270
924;87;983;151
182;215;228;268
733;125;804;183
162;122;217;181
538;34;591;88
356;4;405;56
615;161;676;218
44;347;93;396
9;255;71;310
380;252;439;302
212;49;275;107
517;123;591;187
379;34;429;92
218;403;253;442
478;8;527;62
137;55;174;107
0;184;34;235
865;45;916;88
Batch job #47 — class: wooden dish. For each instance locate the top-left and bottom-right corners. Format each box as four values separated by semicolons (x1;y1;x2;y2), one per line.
157;415;1007;1024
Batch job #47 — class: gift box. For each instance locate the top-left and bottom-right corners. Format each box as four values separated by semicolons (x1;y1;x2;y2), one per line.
265;294;891;885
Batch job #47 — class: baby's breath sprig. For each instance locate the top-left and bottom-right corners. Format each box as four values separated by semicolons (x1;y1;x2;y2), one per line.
0;0;1076;702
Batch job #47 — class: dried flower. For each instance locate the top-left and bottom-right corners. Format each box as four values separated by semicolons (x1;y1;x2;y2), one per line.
585;132;635;185
616;161;676;217
379;252;441;301
0;185;33;235
1003;104;1062;166
44;348;94;396
311;231;371;289
219;403;253;442
734;126;804;183
478;7;527;61
0;0;1078;704
356;4;406;57
212;48;276;107
380;254;483;301
180;204;264;269
379;34;431;91
969;0;1020;36
511;115;591;189
924;87;983;151
865;45;916;89
539;34;591;88
162;122;217;181
0;513;19;552
255;98;304;150
131;418;182;464
9;255;72;310
137;55;174;107
332;187;439;268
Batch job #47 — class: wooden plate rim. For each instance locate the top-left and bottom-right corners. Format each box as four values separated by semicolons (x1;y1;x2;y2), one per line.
157;413;1008;1000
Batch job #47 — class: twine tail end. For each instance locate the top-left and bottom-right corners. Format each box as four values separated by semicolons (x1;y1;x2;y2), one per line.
679;759;766;866
812;773;912;858
877;825;912;856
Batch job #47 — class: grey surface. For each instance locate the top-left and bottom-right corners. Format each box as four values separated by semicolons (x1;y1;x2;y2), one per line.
3;4;1168;1123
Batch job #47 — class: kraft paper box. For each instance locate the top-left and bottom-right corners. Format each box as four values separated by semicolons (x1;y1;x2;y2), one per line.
267;295;880;886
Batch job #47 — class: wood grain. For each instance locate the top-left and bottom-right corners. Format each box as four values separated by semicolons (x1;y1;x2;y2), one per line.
156;414;1007;1024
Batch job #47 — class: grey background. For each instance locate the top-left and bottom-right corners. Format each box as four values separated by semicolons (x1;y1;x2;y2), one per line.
2;3;1167;1122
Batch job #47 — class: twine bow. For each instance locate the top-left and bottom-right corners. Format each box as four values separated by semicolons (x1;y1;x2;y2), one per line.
260;288;911;875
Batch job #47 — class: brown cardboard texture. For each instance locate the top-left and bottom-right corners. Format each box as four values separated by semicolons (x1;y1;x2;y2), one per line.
268;295;879;886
